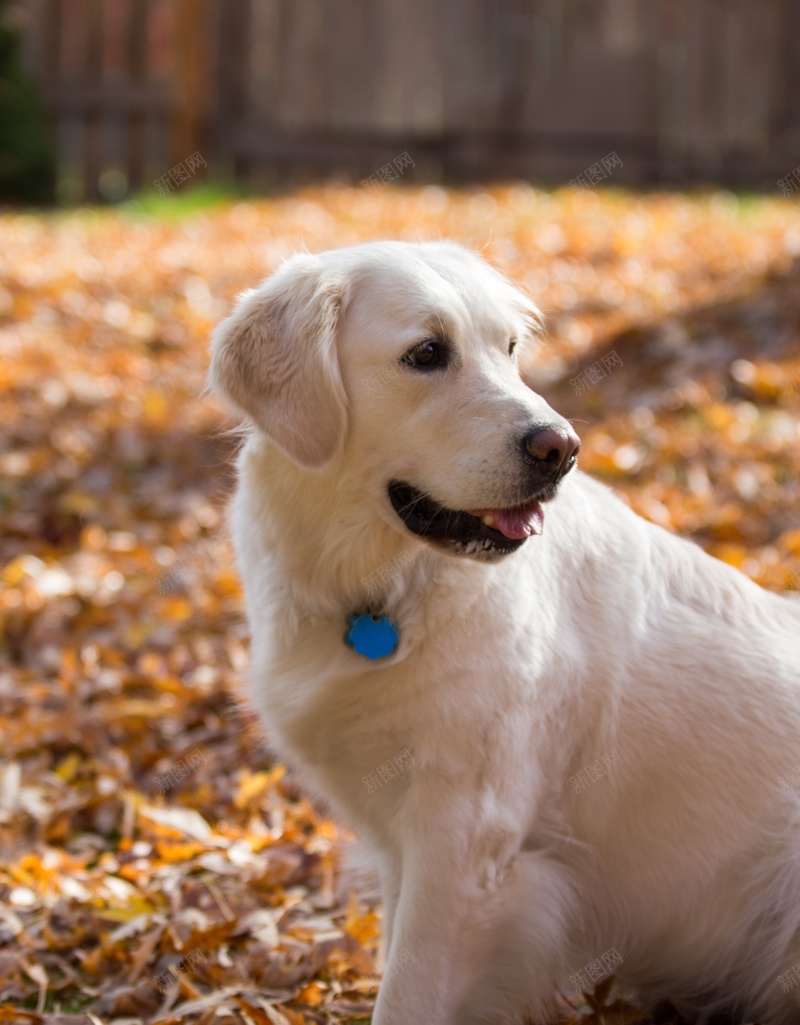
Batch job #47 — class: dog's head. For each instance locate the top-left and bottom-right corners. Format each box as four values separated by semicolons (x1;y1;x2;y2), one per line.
210;241;579;561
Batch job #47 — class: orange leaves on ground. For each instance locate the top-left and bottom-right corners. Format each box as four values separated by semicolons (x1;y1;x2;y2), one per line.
1;183;800;1022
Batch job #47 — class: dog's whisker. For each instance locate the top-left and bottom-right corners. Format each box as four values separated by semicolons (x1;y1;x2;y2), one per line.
396;497;429;518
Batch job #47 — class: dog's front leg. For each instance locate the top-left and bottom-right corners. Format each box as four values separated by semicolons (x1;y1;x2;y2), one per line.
376;850;402;961
372;841;575;1025
371;845;480;1025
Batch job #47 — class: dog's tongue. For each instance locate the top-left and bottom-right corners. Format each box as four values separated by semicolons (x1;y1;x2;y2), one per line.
469;500;544;540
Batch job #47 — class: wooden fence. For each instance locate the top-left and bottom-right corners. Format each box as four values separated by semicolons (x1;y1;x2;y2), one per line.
17;0;209;199
16;0;800;200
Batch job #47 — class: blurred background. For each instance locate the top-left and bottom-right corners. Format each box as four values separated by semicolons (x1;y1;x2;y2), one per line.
4;0;800;203
2;3;800;1023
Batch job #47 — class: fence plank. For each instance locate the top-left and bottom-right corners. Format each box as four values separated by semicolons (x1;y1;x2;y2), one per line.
274;0;327;129
83;0;104;199
248;0;282;129
214;0;251;178
126;0;149;190
173;0;208;169
324;0;376;134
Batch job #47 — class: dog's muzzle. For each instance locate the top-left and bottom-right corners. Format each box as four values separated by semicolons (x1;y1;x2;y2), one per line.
388;421;579;559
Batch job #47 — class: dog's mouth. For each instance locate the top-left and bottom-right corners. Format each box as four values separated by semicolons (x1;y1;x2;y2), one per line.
388;480;555;558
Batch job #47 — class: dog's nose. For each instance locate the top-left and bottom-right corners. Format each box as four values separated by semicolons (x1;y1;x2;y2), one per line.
523;424;580;478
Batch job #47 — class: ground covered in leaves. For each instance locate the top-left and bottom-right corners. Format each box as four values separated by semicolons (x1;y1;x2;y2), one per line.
1;183;800;1025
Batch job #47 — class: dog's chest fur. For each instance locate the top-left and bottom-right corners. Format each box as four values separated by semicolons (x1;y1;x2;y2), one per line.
231;451;623;852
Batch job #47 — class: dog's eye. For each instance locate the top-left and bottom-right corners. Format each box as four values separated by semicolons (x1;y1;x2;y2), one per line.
508;338;518;357
401;340;447;370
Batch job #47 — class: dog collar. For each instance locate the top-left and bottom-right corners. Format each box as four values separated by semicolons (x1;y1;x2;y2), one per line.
345;613;399;660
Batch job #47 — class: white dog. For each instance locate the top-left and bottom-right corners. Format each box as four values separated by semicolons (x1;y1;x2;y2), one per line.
210;240;800;1025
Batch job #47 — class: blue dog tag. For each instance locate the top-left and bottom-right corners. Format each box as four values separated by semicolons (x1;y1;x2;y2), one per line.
345;614;399;660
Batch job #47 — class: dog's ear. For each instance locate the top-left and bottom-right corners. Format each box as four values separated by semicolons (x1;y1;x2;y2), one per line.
209;254;347;468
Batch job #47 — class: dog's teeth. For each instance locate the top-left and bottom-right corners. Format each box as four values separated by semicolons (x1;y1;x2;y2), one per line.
481;514;495;527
